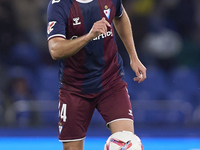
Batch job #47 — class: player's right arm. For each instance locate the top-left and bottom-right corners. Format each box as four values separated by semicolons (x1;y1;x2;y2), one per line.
47;1;110;60
48;35;89;60
48;18;110;60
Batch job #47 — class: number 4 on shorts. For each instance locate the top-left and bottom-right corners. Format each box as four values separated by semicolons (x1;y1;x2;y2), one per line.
59;102;67;122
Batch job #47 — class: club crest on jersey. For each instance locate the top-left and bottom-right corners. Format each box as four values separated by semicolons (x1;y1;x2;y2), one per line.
47;21;56;34
73;17;81;25
59;125;63;134
104;5;111;19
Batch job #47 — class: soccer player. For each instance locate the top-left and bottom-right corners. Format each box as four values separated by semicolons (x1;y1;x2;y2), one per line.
47;0;146;150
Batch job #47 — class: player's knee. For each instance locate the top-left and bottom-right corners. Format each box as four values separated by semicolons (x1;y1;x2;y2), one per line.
109;119;134;134
63;145;78;150
63;146;75;150
62;141;84;150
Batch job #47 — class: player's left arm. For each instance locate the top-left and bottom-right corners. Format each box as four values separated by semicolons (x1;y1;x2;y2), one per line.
113;6;147;83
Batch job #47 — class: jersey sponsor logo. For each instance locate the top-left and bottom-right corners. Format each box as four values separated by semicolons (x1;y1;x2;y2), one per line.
104;5;111;19
73;17;81;26
47;21;56;34
52;0;60;4
70;36;78;40
70;29;113;41
93;29;113;40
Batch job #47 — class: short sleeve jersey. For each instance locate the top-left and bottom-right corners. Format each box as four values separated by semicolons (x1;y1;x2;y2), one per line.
47;0;125;94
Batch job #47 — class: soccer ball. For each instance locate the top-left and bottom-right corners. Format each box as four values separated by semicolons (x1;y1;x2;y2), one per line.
104;131;143;150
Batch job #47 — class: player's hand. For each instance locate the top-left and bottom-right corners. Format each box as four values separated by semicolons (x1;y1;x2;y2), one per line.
131;58;147;83
87;17;111;40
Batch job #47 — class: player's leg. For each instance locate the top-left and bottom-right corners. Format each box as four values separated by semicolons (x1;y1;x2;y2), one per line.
109;119;134;134
62;140;84;150
58;89;96;150
96;81;134;134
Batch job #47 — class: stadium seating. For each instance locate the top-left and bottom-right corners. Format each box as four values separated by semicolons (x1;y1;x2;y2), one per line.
3;65;199;127
124;66;200;125
36;66;59;101
125;66;168;101
168;67;199;108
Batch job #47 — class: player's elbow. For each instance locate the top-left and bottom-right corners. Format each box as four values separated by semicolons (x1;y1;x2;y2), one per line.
48;40;62;60
48;44;62;60
49;49;60;60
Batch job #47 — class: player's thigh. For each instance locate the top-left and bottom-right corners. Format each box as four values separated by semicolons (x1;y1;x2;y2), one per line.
59;89;96;141
63;140;84;150
109;119;134;134
97;81;134;132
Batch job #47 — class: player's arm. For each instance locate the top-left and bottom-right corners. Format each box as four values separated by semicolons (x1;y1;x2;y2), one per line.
48;18;111;60
113;7;147;83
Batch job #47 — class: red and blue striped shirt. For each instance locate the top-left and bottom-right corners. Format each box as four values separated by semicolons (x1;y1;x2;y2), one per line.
47;0;125;94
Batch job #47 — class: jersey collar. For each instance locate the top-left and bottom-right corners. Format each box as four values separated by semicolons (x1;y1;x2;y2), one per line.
76;0;93;3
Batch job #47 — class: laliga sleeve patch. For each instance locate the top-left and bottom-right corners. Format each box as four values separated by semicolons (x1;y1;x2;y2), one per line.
47;21;57;34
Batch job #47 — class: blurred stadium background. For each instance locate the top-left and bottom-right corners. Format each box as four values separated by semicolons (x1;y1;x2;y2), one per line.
0;0;200;149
